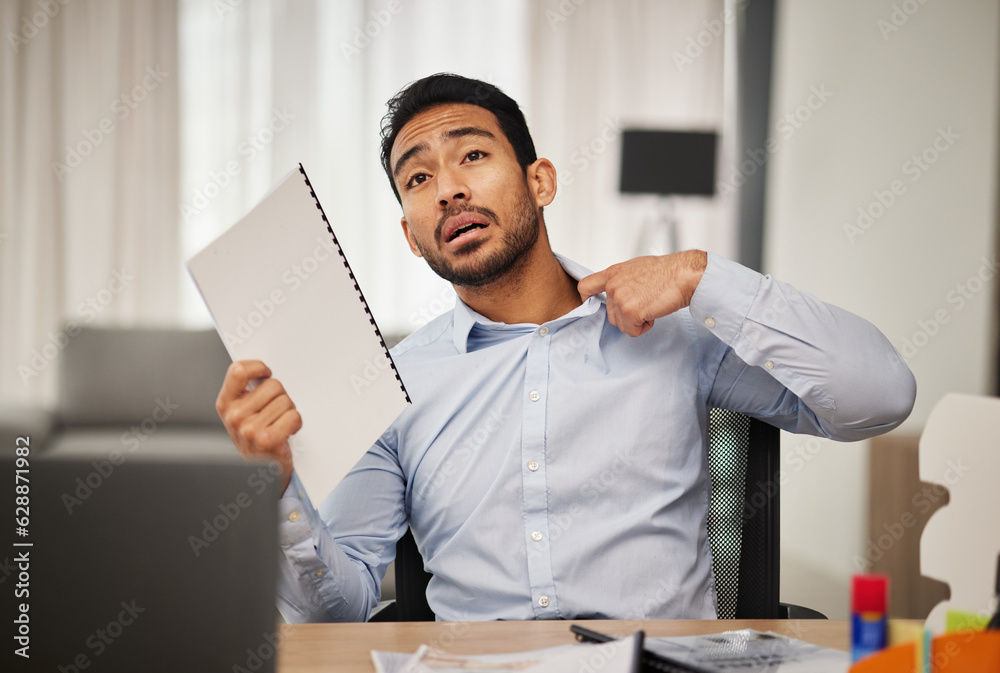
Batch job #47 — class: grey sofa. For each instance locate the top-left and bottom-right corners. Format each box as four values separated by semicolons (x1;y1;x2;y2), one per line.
30;326;236;459
0;324;402;606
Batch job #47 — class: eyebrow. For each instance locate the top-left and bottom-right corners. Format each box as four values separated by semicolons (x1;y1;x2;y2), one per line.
392;126;497;181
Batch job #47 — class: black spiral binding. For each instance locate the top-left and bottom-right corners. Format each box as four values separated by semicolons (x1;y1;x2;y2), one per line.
297;164;411;404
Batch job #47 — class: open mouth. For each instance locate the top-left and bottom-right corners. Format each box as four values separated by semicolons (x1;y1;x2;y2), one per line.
442;211;492;246
448;222;487;242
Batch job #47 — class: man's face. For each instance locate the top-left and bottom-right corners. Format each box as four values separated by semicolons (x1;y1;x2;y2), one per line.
390;103;543;288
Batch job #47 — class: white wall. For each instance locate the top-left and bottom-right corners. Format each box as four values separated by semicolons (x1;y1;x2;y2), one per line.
766;0;999;617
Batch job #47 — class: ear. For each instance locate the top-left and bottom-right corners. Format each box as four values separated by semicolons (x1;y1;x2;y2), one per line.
526;158;557;208
400;216;423;258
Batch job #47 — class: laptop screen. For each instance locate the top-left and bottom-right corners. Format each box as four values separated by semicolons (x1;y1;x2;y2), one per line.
3;453;280;672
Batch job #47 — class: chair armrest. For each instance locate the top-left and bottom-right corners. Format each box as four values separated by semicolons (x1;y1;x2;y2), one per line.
368;600;399;622
780;602;828;619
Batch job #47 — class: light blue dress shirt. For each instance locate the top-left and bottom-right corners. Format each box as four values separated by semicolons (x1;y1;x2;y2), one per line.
275;253;915;623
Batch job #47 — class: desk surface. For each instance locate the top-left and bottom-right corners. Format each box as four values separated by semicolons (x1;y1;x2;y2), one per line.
276;619;850;672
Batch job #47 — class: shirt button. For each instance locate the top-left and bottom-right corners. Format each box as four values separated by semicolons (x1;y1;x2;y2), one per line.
529;390;541;402
704;317;717;328
297;489;304;499
538;596;550;608
531;531;543;542
288;511;301;523
538;326;549;336
314;569;325;578
527;460;539;471
765;360;775;369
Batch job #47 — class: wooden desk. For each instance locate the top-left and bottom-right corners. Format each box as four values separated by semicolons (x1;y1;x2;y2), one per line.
276;619;849;672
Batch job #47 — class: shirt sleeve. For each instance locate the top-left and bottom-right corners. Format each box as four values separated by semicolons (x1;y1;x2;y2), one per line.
275;432;407;623
688;252;916;440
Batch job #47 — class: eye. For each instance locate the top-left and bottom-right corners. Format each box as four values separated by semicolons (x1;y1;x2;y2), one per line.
406;173;428;189
465;150;486;162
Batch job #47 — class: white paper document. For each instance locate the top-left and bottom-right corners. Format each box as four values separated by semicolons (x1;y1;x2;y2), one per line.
373;637;641;673
187;165;410;500
372;630;848;673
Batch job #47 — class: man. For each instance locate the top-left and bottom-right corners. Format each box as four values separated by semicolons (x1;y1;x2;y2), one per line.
216;73;916;622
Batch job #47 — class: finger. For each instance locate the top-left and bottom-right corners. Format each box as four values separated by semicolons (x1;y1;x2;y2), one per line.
621;317;643;337
222;379;290;442
634;319;654;337
577;269;608;298
243;377;288;410
626;310;655;337
243;410;302;458
254;391;296;429
603;298;623;334
608;297;647;337
218;360;271;407
270;408;303;440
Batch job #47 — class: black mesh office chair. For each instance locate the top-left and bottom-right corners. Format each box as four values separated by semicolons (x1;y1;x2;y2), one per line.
372;408;824;621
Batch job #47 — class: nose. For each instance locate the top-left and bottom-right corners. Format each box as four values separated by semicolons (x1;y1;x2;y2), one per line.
435;165;470;208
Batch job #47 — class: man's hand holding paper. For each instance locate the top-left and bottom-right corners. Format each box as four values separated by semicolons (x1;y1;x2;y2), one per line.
216;359;301;492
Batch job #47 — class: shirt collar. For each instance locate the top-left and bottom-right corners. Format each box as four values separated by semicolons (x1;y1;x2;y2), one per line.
451;253;606;354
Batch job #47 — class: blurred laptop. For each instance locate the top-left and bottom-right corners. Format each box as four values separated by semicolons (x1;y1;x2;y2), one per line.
2;453;280;672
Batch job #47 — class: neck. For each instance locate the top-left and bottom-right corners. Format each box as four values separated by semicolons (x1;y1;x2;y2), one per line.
454;229;582;325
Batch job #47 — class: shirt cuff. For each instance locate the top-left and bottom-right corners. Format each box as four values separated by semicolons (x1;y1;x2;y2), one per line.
688;252;762;347
278;471;323;548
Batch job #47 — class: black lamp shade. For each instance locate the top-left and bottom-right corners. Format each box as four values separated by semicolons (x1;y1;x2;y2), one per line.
619;129;717;196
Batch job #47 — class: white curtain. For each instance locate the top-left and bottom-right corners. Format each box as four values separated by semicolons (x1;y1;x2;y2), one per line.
177;0;730;335
177;0;534;336
525;0;730;270
0;0;180;407
1;0;732;407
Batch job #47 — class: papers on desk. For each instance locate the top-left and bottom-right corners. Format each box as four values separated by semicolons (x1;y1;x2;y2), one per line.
372;630;849;673
372;636;641;673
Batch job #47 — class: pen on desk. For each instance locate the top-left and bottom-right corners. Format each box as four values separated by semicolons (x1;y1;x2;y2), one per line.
988;552;1000;630
570;625;712;673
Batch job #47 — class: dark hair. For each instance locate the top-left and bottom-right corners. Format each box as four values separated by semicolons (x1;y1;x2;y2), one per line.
379;73;538;203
